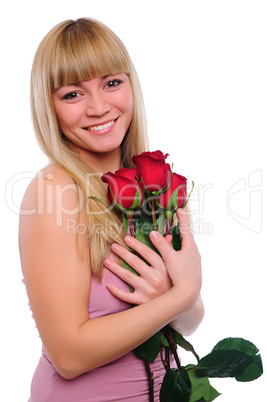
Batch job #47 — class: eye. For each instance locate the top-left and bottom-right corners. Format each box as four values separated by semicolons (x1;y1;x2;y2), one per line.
105;79;123;89
62;91;79;100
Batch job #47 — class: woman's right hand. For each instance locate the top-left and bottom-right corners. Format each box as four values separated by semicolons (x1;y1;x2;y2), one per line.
106;208;202;314
150;209;202;306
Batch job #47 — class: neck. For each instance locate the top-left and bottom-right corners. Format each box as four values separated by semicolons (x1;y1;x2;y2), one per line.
77;148;122;174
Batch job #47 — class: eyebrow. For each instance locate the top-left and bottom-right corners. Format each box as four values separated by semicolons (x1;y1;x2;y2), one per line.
61;74;122;89
71;75;113;86
68;82;83;87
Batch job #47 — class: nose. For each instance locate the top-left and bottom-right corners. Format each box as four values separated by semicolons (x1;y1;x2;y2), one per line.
86;92;110;117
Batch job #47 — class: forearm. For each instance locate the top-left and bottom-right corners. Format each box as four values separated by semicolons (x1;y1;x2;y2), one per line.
169;296;204;337
55;287;194;379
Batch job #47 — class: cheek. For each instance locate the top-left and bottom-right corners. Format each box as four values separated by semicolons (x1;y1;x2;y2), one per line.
127;94;134;122
53;103;67;130
54;106;79;131
122;89;134;123
115;86;134;121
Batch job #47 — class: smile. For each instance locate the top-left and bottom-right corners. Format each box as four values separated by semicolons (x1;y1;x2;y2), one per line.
88;120;115;132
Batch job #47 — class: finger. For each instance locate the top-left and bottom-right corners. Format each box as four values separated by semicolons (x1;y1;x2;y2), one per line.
106;282;138;304
104;257;141;287
176;209;194;247
123;236;165;273
181;201;192;222
165;234;173;245
148;231;174;263
104;257;157;304
110;243;150;277
177;204;192;227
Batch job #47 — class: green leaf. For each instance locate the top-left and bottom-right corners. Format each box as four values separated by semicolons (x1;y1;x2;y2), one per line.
122;213;129;233
134;226;160;260
208;386;221;401
186;365;220;402
160;368;192;402
135;227;155;249
160;332;170;347
194;386;221;401
170;224;181;251
171;329;199;362
122;259;139;277
134;214;154;235
212;337;263;382
131;182;144;209
186;365;211;401
88;195;111;209
134;331;161;362
165;187;179;211
196;349;255;378
235;353;263;382
212;337;258;355
183;181;195;210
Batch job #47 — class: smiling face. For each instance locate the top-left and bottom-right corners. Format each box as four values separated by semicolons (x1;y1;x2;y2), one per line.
52;73;134;168
31;18;147;173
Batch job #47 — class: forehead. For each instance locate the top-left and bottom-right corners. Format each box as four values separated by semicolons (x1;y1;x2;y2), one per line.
50;26;130;92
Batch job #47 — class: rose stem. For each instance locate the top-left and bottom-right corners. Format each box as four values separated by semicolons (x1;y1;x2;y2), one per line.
165;210;173;236
164;346;171;371
144;360;154;402
160;346;170;372
151;199;157;231
164;326;181;369
126;210;135;237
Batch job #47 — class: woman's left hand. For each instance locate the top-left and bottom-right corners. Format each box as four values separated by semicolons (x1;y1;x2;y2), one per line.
104;235;173;305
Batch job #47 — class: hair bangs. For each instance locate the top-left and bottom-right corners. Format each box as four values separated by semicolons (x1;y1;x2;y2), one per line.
50;19;130;92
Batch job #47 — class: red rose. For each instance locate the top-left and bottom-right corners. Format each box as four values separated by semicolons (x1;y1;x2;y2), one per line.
133;150;169;164
102;168;144;211
132;150;172;193
157;172;187;211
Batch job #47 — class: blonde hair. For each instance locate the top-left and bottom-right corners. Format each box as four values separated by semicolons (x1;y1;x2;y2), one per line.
30;18;149;279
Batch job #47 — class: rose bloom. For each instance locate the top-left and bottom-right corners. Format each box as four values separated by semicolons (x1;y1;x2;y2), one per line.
102;168;144;211
132;150;172;193
157;172;187;210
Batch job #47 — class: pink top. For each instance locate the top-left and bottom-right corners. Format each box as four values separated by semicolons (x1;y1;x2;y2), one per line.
27;268;168;401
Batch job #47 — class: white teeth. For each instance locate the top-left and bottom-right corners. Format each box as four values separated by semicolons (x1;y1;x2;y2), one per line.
89;120;115;131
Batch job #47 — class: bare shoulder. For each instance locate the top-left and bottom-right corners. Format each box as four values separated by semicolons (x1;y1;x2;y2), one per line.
20;163;80;209
19;163;89;272
20;163;86;222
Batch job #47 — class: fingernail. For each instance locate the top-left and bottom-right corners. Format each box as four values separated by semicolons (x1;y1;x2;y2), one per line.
124;235;133;243
111;243;119;251
104;259;111;267
150;231;159;239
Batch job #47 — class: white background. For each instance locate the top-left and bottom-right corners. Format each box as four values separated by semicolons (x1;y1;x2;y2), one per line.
1;0;266;401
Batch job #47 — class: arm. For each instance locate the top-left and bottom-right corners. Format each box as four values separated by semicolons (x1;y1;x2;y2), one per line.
169;295;204;336
20;168;201;380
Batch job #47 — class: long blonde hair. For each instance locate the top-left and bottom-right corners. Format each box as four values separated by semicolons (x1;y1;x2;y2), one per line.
30;18;149;279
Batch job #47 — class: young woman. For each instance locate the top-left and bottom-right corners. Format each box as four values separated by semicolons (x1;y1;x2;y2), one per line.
19;18;204;401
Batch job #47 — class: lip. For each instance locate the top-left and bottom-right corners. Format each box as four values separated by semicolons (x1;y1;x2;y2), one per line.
83;118;118;135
